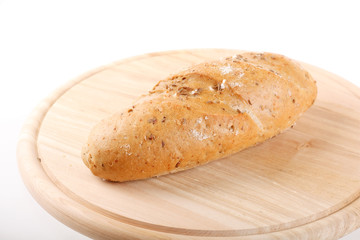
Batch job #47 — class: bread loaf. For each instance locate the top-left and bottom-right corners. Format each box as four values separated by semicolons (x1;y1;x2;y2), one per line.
81;52;317;182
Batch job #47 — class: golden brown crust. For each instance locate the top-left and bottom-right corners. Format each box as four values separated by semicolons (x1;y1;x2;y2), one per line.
82;52;317;182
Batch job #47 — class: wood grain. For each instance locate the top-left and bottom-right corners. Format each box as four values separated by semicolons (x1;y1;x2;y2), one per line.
17;49;360;239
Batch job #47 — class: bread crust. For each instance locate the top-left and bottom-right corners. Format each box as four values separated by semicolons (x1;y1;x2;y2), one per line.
82;52;317;182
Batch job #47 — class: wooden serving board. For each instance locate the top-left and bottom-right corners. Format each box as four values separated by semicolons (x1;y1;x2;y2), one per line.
17;49;360;240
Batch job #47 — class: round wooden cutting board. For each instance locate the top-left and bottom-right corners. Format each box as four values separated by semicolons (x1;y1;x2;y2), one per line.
17;49;360;240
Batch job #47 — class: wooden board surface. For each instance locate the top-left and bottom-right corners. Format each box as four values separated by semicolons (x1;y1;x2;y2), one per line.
17;49;360;239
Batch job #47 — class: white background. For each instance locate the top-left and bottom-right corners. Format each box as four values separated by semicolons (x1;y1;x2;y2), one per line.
1;0;359;239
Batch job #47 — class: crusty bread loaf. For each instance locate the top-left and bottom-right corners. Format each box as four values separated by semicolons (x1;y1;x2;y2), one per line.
81;52;317;182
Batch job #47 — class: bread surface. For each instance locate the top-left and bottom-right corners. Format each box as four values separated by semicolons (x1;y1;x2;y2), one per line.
82;52;317;182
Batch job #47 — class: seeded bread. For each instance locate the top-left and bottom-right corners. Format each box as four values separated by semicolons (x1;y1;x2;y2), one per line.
81;52;317;182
